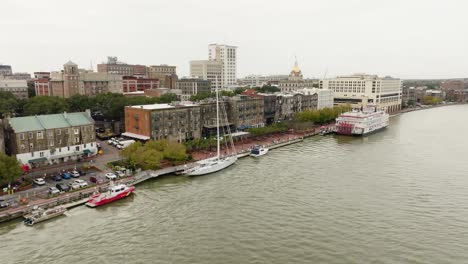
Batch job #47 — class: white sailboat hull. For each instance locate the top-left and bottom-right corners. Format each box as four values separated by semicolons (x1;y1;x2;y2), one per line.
185;156;237;176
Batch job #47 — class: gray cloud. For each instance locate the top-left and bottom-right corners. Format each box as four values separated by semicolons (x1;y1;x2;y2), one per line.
1;0;467;79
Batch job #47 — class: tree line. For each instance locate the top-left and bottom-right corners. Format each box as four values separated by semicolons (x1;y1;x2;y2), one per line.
293;105;352;124
0;92;177;120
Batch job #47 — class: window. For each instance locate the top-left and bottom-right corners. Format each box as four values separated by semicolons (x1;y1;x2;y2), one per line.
20;133;25;140
74;129;79;135
67;146;70;151
75;137;80;143
75;146;80;151
20;144;25;150
29;132;33;139
57;129;61;135
37;131;43;139
39;152;44;157
50;141;54;147
29;143;34;150
49;131;54;138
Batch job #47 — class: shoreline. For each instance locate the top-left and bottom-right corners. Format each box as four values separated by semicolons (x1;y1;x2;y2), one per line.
1;102;465;224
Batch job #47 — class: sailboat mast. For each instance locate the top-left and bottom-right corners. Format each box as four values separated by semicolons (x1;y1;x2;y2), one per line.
216;77;220;159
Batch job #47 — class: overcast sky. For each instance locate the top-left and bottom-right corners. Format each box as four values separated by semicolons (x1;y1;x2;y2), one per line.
1;0;467;79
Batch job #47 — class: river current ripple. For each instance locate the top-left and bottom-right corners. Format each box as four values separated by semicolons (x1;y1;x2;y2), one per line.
2;105;468;264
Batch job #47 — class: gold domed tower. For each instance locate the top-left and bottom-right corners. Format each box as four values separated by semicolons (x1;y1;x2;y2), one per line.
288;58;303;81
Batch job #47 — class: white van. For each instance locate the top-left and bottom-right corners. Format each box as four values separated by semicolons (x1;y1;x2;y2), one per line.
116;140;136;149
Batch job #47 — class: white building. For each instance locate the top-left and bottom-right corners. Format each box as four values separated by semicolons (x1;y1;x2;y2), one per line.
208;44;237;88
0;79;28;99
300;88;334;109
319;74;402;113
190;60;222;92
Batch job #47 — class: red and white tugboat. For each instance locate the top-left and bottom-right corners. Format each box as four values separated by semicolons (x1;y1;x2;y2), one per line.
86;183;135;208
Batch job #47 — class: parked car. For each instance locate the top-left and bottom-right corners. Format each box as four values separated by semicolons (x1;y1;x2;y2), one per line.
0;200;10;208
61;172;72;180
89;174;104;184
48;187;60;195
70;170;80;178
77;169;86;176
33;178;46;186
105;173;117;180
115;171;125;178
73;179;88;188
52;174;62;181
107;137;117;144
56;183;70;192
68;181;81;190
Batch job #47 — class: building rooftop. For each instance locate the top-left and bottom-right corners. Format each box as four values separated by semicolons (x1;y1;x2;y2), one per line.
128;102;198;110
9;112;93;133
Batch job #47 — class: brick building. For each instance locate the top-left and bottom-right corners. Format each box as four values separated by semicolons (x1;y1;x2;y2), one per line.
122;76;159;93
124;103;201;143
147;65;178;88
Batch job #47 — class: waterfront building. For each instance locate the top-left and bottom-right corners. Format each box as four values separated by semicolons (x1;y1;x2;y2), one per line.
190;60;223;92
147;65;178;88
124;102;201;143
4;111;97;167
299;88;334;110
0;79;29;99
278;60;316;92
319;74;402;113
50;61;123;98
228;96;265;131
176;78;211;100
0;65;13;77
122;76;159;93
208;44;237;88
199;99;232;137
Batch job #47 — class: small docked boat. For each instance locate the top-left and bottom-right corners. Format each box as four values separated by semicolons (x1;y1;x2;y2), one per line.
23;206;66;226
86;183;135;208
250;145;269;157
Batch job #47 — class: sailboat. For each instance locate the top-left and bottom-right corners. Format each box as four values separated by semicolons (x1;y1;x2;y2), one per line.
183;81;238;176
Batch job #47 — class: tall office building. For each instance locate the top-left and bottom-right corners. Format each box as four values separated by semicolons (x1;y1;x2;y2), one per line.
190;60;222;92
208;44;237;88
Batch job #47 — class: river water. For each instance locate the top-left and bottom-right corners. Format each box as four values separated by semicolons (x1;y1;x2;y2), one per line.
2;105;468;264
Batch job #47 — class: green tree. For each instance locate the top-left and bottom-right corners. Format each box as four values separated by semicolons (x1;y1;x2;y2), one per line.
254;85;280;93
68;94;95;112
0;91;19;118
163;141;188;162
0;153;22;186
27;81;36;98
23;96;69;116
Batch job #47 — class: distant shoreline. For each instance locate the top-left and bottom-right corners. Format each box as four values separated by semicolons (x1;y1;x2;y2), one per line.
397;103;466;116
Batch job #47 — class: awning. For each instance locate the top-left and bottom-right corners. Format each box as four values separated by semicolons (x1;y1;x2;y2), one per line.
121;132;150;141
28;157;47;163
83;149;92;154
